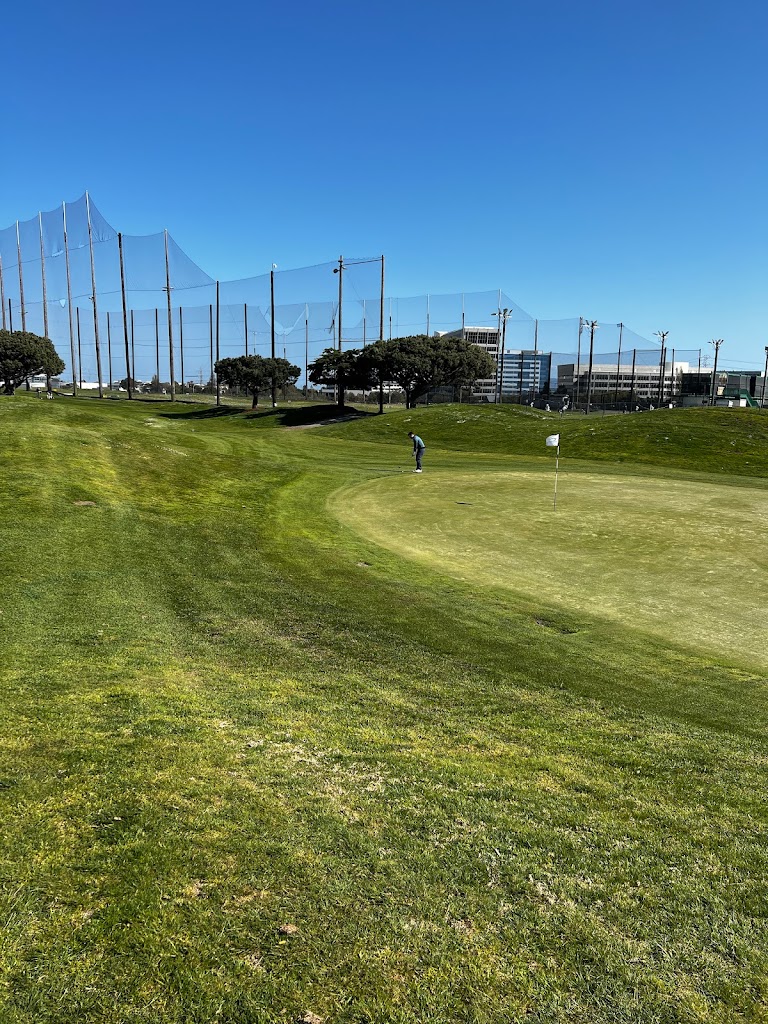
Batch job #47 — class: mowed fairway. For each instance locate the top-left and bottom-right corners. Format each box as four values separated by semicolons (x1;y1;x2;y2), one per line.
333;467;768;671
2;396;768;1024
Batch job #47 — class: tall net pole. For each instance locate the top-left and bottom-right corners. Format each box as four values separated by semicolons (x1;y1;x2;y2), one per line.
337;255;343;352
270;269;277;407
575;318;583;407
585;320;597;415
379;256;385;343
38;212;49;339
15;221;26;333
760;347;768;408
629;348;637;407
208;304;213;394
0;257;6;330
215;280;221;407
118;233;132;400
164;229;175;401
85;193;103;398
106;312;113;390
304;304;308;397
244;303;248;357
179;307;185;395
7;299;13;331
63;203;77;396
614;323;623;404
76;307;82;388
533;318;539;400
130;310;136;387
154;308;160;391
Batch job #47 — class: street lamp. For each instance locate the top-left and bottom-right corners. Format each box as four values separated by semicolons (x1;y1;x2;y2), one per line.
493;308;513;403
654;331;669;405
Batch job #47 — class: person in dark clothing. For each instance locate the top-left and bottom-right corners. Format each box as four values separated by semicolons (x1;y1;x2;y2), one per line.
408;431;425;472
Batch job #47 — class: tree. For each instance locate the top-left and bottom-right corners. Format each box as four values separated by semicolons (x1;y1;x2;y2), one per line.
353;341;394;414
118;377;139;391
0;330;65;395
385;335;495;408
307;348;360;410
214;355;300;409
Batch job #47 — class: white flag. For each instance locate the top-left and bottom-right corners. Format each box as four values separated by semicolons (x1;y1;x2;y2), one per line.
545;434;560;447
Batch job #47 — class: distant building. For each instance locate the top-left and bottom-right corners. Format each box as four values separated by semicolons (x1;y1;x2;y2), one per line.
442;327;549;401
557;361;691;401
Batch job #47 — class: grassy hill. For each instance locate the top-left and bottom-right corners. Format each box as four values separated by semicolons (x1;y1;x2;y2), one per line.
1;394;767;1023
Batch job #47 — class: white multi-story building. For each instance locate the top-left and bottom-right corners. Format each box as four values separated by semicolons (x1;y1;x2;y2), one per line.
557;362;691;400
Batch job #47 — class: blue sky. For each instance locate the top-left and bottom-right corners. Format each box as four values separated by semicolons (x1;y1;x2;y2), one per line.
1;0;766;367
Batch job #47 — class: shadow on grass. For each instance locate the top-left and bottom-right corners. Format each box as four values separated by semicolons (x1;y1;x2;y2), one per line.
158;403;376;427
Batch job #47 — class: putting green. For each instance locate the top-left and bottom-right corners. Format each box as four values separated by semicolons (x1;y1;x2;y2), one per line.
332;465;768;671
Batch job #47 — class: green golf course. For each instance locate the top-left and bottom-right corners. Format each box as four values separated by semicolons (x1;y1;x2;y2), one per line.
1;395;767;1023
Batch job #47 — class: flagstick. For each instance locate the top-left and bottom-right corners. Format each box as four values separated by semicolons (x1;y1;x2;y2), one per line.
553;444;559;511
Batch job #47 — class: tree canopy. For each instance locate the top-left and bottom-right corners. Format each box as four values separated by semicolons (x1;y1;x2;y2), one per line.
214;355;300;408
307;349;360;410
0;331;65;395
381;335;495;407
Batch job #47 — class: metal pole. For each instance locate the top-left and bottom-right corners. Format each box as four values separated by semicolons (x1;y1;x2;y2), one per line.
244;302;248;357
697;350;702;395
655;331;669;406
575;317;583;407
337;255;343;351
154;308;159;391
761;346;768;408
518;348;524;403
85;193;103;398
630;348;637;407
76;307;83;388
107;312;112;390
363;298;366;348
709;339;723;406
179;307;184;394
63;202;77;396
379;255;385;343
553;442;560;511
118;232;132;400
164;229;175;401
304;304;309;398
8;299;12;332
130;310;135;388
209;304;213;394
586;321;597;414
670;348;675;403
614;322;623;405
532;318;539;401
0;257;5;330
215;280;221;406
270;268;277;406
38;212;49;339
16;221;26;332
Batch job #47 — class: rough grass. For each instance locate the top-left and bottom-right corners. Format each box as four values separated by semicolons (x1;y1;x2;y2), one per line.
1;395;767;1023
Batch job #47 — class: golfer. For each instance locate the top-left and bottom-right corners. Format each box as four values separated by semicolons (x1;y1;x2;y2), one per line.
408;431;425;473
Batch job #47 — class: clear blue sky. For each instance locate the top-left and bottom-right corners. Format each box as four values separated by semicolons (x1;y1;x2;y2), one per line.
1;0;766;366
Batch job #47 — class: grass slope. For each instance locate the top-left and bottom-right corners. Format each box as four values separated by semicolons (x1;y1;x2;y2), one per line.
1;395;767;1024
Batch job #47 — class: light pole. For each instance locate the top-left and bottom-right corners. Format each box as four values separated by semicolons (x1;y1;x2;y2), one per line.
709;338;724;406
584;320;598;414
761;346;768;408
654;331;669;405
493;308;513;403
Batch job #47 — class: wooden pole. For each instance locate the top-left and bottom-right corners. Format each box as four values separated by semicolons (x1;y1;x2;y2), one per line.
118;233;132;399
304;304;308;398
164;229;175;401
215;280;221;406
575;318;583;407
379;255;385;343
585;321;597;414
85;193;103;398
63;202;77;396
244;302;249;357
337;255;343;352
38;212;49;339
130;310;136;388
8;299;12;332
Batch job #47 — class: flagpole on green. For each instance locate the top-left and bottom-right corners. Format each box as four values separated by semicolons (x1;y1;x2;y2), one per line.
545;433;560;510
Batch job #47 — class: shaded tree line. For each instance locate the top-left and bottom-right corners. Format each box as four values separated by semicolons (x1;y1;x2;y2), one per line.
308;335;495;411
